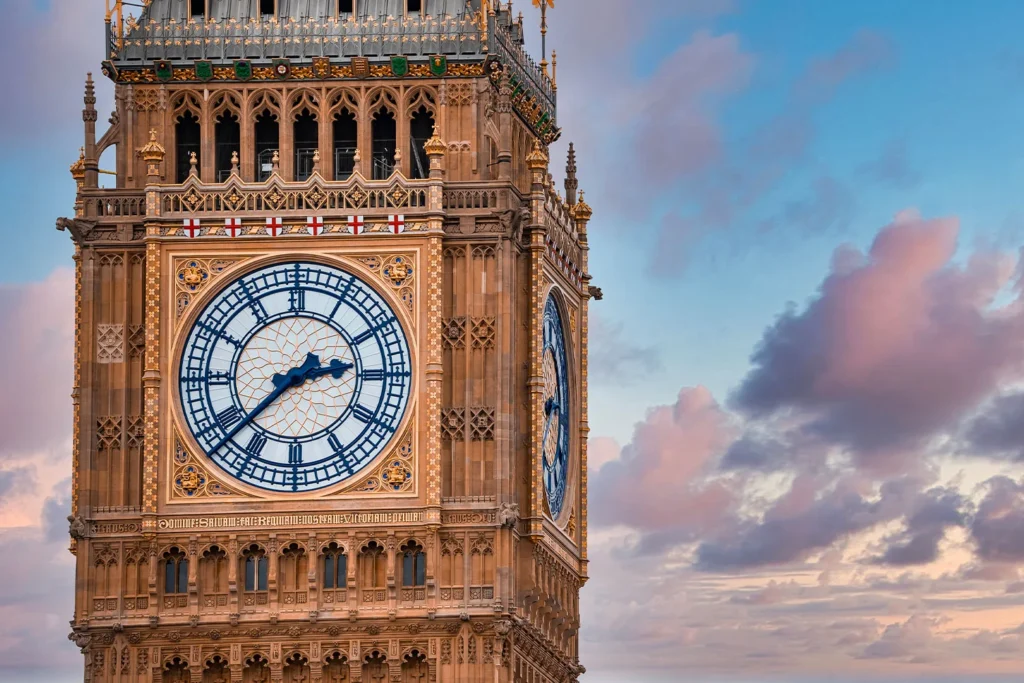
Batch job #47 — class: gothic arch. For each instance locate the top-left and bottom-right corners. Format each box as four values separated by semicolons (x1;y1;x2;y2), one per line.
327;87;360;117
211;91;241;119
367;87;399;116
405;87;437;119
289;89;322;121
247;90;282;122
172;92;203;121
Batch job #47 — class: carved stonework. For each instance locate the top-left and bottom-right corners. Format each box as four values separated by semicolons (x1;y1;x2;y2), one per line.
354;431;414;495
442;317;467;349
440;408;465;442
171;439;245;500
173;257;240;320
97;324;124;363
470;318;495;349
354;253;416;314
468;408;496;441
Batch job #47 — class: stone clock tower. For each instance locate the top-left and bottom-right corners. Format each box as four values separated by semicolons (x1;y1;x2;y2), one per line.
60;1;594;682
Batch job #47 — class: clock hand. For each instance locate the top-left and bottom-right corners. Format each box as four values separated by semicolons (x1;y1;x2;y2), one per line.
208;353;354;454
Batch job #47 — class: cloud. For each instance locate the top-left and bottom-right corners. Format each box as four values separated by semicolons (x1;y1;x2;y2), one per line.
0;467;36;506
796;30;896;103
965;392;1024;462
588;314;663;384
732;210;1024;470
859;138;922;189
860;615;942;661
0;269;75;458
971;476;1024;563
869;487;969;566
0;2;108;144
590;387;737;551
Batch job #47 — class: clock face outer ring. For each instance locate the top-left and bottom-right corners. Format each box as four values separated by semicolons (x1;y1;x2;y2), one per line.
172;254;416;496
542;288;573;523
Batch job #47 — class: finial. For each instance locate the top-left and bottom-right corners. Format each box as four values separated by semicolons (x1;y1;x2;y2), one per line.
271;150;280;172
230;150;239;174
189;151;198;175
312;149;321;174
138;129;166;183
394;147;403;164
573;190;593;222
564;142;578;205
424;125;447;157
353;147;362;164
552;50;558;90
526;139;549;170
70;148;87;183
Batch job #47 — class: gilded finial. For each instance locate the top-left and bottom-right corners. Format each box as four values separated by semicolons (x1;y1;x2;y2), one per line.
573;190;593;222
424;125;447;157
526;139;549;170
70;148;86;181
138;129;165;162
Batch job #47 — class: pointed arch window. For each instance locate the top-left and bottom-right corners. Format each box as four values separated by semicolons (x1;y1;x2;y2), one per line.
401;541;426;588
333;107;357;180
215;111;240;181
163;547;188;594
242;544;268;592
175;111;201;183
409;106;435;180
322;542;348;589
293;108;319;181
254;109;279;181
190;0;205;19
371;108;396;180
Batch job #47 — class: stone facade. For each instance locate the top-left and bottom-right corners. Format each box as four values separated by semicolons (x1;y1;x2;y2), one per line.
61;2;592;681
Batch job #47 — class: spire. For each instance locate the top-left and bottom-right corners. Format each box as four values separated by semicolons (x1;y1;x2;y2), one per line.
82;74;98;189
564;142;578;205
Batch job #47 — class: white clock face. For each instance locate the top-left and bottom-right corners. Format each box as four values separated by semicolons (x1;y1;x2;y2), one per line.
179;261;412;492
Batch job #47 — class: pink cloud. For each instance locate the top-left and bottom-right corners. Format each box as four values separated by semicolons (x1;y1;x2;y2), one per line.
590;387;738;547
0;269;75;457
733;210;1024;469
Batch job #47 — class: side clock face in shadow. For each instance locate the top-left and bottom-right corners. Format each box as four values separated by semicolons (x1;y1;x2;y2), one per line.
542;294;571;519
178;261;412;492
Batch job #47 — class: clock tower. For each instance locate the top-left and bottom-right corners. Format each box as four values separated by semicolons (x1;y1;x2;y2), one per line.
61;2;594;682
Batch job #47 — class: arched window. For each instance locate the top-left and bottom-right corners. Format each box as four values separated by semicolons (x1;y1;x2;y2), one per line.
333;108;357;180
371;108;396;180
409;106;435;180
362;651;387;682
407;0;422;13
293;108;319;181
322;542;347;589
324;652;349;681
175;111;201;183
190;0;205;19
163;547;188;594
339;0;354;16
359;541;386;590
215;111;240;181
201;545;228;606
283;653;309;682
260;0;275;18
163;656;190;683
204;655;229;682
254;109;279;181
242;544;268;592
402;650;428;680
280;540;307;593
401;541;426;587
244;654;269;682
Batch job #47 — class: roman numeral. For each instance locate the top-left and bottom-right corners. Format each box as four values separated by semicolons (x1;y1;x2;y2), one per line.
351;404;375;424
352;329;374;345
288;443;303;465
216;406;242;429
289;288;305;311
362;368;386;381
208;371;233;385
328;433;345;455
246;433;267;456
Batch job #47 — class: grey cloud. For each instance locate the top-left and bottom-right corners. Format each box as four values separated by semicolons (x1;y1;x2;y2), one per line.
869;487;969;567
965;391;1024;462
971;476;1024;563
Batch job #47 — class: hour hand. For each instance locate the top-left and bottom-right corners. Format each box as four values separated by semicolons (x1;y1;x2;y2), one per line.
272;352;321;390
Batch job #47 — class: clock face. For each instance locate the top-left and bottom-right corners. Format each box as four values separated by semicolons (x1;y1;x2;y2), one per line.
542;294;570;519
179;261;412;492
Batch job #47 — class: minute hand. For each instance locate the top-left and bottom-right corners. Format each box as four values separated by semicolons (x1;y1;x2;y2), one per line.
208;353;354;454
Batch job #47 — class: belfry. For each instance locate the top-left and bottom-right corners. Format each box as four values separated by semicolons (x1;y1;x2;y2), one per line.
61;1;594;681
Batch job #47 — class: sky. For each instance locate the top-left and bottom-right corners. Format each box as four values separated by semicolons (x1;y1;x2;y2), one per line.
2;0;1024;681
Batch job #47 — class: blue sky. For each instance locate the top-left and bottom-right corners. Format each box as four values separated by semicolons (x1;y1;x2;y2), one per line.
3;1;1024;681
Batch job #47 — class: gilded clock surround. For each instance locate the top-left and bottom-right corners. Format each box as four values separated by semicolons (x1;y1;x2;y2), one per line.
62;3;593;682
